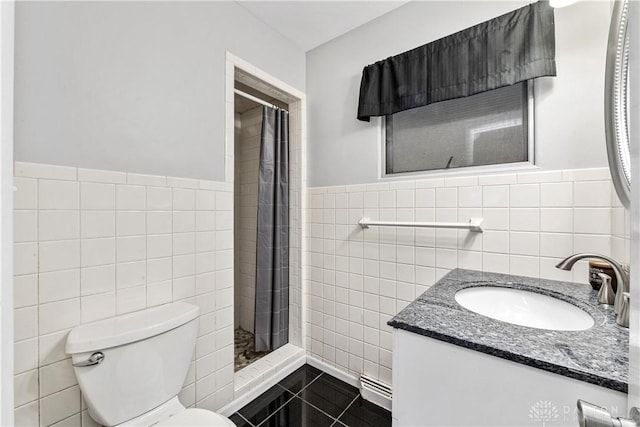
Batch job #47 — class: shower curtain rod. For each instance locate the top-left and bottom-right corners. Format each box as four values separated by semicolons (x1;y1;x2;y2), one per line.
234;89;288;111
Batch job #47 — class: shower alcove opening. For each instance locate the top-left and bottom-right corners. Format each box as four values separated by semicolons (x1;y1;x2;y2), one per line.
226;53;306;400
233;82;288;371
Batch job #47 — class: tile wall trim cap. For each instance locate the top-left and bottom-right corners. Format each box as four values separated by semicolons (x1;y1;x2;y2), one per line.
16;161;230;189
562;167;611;182
77;168;127;184
517;170;562;184
15;162;77;181
167;177;199;189
126;173;167;187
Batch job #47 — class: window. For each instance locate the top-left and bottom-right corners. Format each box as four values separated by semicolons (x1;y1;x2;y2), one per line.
384;81;533;176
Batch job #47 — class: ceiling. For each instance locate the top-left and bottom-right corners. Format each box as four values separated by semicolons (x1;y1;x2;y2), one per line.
236;1;410;51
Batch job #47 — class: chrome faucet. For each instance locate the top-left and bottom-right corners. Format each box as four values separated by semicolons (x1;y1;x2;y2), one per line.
577;400;640;427
555;253;629;318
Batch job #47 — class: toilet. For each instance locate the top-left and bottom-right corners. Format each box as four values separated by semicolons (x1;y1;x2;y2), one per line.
65;302;236;426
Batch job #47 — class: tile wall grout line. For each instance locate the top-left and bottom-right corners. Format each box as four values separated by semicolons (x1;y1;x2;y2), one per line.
35;176;42;425
51;410;80;427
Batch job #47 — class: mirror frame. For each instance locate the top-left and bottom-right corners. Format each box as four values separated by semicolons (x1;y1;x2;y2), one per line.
605;0;631;209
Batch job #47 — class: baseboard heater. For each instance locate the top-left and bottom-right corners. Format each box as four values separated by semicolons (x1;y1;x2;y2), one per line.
360;374;392;411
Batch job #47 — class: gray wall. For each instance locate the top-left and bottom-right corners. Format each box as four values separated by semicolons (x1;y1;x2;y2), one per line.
14;1;305;181
1;1;15;423
306;1;611;187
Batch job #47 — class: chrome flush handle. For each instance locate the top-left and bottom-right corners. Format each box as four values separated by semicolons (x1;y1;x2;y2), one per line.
72;352;105;367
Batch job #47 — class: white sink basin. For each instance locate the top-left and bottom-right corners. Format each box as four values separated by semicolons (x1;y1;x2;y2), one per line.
454;286;594;331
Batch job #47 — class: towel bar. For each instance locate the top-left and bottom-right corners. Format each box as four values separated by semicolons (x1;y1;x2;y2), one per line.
358;217;483;233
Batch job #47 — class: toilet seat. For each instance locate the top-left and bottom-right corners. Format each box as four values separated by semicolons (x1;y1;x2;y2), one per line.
156;408;236;427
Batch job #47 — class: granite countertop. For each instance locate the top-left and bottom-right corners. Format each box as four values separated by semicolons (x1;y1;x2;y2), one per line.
388;268;629;393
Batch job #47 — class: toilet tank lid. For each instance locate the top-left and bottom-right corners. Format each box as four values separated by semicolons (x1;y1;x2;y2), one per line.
65;302;199;354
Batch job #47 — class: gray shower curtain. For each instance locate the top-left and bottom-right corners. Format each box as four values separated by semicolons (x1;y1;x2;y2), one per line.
254;105;289;352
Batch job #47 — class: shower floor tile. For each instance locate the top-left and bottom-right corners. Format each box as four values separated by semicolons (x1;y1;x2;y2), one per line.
235;327;270;371
230;364;392;427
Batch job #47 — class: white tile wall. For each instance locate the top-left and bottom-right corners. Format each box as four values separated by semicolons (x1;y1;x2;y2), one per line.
13;57;308;423
305;167;629;388
611;183;631;265
13;162;236;426
14;58;305;425
234;106;262;333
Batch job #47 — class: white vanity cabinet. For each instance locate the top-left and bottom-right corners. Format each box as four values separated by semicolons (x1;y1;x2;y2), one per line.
392;329;628;427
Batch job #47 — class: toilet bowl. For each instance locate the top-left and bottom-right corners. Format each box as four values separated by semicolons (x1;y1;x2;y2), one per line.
65;302;235;426
122;397;235;427
155;404;235;426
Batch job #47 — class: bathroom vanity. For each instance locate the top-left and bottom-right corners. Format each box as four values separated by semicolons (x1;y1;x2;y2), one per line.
389;269;629;427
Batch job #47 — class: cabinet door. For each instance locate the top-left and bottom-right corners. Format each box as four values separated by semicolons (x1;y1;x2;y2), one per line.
392;329;627;427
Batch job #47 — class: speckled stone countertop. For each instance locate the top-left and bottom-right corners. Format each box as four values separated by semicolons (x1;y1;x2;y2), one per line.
388;269;629;393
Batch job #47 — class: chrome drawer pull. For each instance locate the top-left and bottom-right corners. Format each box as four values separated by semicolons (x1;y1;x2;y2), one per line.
72;352;104;367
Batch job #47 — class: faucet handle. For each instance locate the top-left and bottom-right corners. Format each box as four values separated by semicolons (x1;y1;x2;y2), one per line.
616;292;630;328
577;400;640;427
596;273;616;307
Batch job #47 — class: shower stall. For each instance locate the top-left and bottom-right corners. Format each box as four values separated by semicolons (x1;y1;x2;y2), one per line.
233;82;290;371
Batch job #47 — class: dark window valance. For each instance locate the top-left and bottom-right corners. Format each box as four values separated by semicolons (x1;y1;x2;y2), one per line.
357;1;556;122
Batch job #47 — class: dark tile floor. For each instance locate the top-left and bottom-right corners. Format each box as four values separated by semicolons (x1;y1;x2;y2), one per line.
229;364;392;427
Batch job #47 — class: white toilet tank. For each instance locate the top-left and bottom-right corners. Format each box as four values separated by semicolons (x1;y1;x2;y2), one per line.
66;302;200;426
